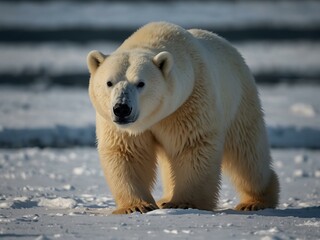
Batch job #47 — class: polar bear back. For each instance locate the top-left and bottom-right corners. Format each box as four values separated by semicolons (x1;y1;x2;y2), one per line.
188;28;257;127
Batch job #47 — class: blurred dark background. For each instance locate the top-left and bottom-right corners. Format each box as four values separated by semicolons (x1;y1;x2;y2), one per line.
0;0;320;86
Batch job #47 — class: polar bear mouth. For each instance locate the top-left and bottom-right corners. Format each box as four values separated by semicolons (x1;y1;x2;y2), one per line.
113;116;137;125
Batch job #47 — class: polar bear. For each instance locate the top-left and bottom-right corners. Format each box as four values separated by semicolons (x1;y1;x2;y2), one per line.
87;22;279;214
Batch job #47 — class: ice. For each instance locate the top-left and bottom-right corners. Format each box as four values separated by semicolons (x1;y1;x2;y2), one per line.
17;214;39;222
0;217;15;223
254;227;279;235
163;229;178;234
38;197;77;209
73;167;85;176
293;169;309;178
62;185;75;191
0;196;38;209
296;220;320;227
35;235;51;240
260;237;279;240
290;103;316;118
0;202;12;209
294;154;309;164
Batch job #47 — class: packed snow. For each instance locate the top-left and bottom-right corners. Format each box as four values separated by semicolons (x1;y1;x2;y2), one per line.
38;198;77;210
0;148;319;239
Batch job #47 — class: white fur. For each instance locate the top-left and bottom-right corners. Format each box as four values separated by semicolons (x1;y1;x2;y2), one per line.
87;22;279;214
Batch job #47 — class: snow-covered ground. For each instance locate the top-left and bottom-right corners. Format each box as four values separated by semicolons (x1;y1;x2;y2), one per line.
0;147;319;240
1;41;320;78
0;85;319;148
0;85;319;239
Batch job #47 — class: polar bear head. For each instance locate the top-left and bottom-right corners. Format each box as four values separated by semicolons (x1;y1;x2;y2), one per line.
87;49;194;134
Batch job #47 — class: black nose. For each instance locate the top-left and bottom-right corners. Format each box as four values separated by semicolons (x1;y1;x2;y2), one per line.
113;103;132;118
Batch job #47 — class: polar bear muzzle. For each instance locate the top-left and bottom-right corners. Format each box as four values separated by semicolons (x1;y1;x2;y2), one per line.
111;82;139;125
113;103;132;120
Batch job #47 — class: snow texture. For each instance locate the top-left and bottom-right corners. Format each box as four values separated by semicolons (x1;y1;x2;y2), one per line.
0;84;319;239
1;41;319;78
0;85;319;148
0;148;319;239
38;198;77;209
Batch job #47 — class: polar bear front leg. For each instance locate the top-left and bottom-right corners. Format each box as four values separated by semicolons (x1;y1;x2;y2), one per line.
98;131;158;214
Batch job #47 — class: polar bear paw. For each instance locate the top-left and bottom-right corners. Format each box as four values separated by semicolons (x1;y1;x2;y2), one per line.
157;200;195;210
112;202;158;214
235;201;268;211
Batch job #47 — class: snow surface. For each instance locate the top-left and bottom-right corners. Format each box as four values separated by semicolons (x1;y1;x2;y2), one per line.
0;85;319;148
0;148;319;239
1;41;319;77
0;84;319;239
1;1;320;29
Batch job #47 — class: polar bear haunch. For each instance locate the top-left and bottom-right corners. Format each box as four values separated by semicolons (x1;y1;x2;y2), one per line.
87;22;280;214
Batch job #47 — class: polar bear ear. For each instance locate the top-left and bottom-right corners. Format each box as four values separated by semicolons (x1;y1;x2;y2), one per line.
87;50;108;74
153;51;173;76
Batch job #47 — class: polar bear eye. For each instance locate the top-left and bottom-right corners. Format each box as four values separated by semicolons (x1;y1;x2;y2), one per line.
106;81;113;87
137;82;145;89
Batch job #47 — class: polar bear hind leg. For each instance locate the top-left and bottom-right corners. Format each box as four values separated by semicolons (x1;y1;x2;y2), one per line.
222;92;280;211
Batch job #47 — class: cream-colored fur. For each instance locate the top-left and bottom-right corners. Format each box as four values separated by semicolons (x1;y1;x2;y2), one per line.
87;22;279;214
